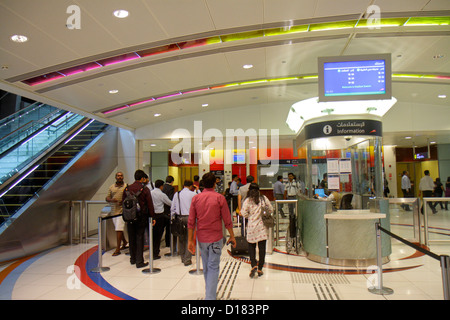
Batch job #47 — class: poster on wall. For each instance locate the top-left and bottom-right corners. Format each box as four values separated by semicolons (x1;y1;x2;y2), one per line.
327;159;339;174
328;174;340;190
339;158;352;174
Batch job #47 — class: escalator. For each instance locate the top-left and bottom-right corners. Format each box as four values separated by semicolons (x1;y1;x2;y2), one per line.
0;104;78;184
0;118;109;227
0;96;119;261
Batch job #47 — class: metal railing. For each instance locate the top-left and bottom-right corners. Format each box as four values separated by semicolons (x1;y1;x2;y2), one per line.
275;199;298;246
69;200;109;244
388;197;422;245
372;222;450;300
423;197;450;245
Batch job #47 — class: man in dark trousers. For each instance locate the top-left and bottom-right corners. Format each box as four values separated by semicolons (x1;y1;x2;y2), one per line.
123;170;155;268
162;175;175;249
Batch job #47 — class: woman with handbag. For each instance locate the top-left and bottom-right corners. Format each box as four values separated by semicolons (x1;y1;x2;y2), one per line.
240;183;274;278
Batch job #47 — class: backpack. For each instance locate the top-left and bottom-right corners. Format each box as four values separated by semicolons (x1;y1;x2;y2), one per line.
122;186;144;222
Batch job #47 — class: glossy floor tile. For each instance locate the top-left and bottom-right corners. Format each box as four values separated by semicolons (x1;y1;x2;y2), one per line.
0;207;449;301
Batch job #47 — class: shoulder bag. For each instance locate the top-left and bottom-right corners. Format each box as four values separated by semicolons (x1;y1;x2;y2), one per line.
260;196;274;228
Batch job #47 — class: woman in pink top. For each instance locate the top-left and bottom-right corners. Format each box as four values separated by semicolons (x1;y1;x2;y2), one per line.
240;183;273;278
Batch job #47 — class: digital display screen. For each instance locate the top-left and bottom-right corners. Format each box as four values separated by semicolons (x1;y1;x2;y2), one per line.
323;60;386;97
414;152;429;160
318;54;391;102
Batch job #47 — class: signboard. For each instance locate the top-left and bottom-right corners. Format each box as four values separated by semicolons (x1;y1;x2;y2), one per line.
302;119;382;140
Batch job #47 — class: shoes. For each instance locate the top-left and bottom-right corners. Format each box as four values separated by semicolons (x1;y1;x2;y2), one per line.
112;251;121;256
249;267;257;278
136;262;149;268
257;270;264;277
153;255;161;260
183;260;192;266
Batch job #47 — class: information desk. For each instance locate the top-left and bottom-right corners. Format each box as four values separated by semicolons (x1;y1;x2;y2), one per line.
300;199;391;267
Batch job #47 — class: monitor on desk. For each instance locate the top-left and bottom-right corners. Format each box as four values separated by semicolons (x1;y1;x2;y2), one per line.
315;189;327;198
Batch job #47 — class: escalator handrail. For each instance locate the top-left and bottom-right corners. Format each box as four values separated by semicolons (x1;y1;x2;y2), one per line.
0;111;73;160
0;108;67;150
0;101;42;127
0;117;94;195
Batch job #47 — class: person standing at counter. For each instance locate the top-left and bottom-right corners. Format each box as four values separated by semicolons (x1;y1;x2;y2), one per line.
320;173;329;195
284;173;303;214
284;173;302;245
273;176;285;218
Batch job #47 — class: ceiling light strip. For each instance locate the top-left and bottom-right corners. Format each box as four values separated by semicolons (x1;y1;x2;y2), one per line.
101;72;449;115
20;16;450;87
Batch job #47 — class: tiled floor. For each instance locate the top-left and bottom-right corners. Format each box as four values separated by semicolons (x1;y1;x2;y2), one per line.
0;206;449;301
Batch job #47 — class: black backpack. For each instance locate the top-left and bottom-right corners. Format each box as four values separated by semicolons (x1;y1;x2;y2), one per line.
122;186;144;222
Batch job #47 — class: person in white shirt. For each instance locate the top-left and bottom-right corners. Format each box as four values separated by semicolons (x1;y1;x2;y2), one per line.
419;170;437;214
401;171;412;211
284;173;303;217
170;180;197;265
230;175;239;214
151;180;172;259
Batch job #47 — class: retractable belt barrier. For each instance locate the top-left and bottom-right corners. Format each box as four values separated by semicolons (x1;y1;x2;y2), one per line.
373;222;450;300
90;213;119;273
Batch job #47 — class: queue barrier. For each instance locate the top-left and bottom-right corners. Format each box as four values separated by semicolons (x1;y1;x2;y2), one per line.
142;217;161;274
189;237;203;275
372;222;450;300
422;197;450;246
90;213;118;273
274;199;298;247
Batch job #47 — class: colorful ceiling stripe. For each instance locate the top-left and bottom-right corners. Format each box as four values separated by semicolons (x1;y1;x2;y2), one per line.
19;16;450;87
101;73;450;115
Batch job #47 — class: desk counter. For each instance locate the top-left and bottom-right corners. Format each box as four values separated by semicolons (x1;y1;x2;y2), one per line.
300;199;391;267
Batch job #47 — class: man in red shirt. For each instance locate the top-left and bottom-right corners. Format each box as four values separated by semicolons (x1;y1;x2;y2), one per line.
123;170;155;268
188;172;236;300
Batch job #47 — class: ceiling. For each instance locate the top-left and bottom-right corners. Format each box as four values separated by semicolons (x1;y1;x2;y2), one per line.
0;0;449;151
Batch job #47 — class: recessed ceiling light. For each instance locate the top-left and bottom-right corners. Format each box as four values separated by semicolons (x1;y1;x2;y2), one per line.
10;35;28;43
438;94;447;98
113;10;129;18
433;54;444;59
430;141;436;144
109;89;119;94
243;64;253;69
405;136;412;139
154;113;161;117
150;144;156;147
202;103;208;107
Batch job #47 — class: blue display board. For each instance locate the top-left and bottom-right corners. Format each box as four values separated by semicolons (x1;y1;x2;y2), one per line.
318;54;391;102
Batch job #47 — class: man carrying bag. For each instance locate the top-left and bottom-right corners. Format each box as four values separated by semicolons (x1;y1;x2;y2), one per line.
171;180;197;266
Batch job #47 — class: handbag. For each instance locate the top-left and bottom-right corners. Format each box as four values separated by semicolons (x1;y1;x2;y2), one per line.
260;196;274;228
171;192;187;237
171;214;185;237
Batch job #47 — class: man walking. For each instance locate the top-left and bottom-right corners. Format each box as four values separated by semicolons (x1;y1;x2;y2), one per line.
188;172;236;300
401;171;412;211
419;170;437;214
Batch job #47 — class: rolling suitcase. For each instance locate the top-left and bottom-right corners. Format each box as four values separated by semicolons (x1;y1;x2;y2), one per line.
231;216;248;255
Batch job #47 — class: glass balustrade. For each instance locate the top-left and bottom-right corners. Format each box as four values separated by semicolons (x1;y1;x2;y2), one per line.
0;112;85;184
